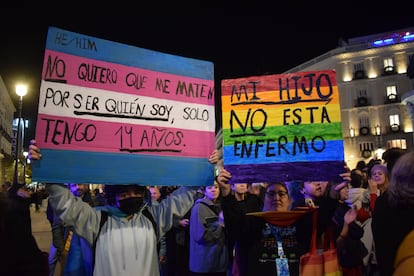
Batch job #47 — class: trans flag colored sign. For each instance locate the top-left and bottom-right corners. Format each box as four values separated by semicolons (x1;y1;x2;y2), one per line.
221;70;345;184
32;27;215;186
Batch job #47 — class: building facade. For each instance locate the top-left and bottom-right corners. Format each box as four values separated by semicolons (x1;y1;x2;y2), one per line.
285;27;414;169
0;75;17;183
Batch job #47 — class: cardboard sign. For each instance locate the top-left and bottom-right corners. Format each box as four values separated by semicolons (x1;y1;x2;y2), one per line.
32;27;215;185
221;70;344;183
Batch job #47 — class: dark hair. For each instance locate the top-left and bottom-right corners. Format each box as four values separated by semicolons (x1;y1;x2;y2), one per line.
285;181;305;207
350;169;363;188
356;160;367;171
382;147;406;174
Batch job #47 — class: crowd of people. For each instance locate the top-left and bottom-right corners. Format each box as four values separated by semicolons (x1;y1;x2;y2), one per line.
1;134;413;276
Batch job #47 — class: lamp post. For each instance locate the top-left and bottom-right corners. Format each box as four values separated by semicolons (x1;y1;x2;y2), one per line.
23;151;28;185
13;84;27;185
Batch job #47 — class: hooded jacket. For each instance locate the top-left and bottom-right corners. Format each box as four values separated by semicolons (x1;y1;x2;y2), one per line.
47;183;197;276
189;197;229;273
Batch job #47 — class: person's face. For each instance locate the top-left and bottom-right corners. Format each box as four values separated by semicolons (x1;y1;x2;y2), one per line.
361;169;368;180
371;169;386;185
263;183;290;211
302;181;327;199
232;183;248;194
204;182;220;201
115;187;145;206
150;187;161;201
69;184;88;197
339;185;350;201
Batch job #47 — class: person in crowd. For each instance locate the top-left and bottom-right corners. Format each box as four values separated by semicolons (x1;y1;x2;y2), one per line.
219;181;263;276
92;188;107;206
166;188;204;276
218;166;354;276
346;168;369;218
247;182;266;202
189;181;229;276
29;140;217;276
218;173;305;276
1;182;49;276
349;168;364;189
367;164;389;197
372;151;414;276
331;182;368;276
32;188;42;212
288;178;348;254
167;211;191;276
359;163;389;274
150;186;168;276
48;183;96;276
381;147;406;176
356;160;369;188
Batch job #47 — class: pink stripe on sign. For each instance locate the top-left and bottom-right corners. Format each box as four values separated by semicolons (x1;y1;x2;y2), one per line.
42;50;215;106
35;114;215;158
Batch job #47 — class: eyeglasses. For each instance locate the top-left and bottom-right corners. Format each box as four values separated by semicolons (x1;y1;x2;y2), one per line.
266;190;288;199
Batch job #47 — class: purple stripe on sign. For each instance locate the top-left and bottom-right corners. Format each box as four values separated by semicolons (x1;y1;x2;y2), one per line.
225;161;346;184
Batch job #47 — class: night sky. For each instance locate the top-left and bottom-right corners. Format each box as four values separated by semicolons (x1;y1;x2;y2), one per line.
0;3;412;143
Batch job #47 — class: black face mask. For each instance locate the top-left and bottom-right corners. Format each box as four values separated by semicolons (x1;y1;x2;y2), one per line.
118;197;144;215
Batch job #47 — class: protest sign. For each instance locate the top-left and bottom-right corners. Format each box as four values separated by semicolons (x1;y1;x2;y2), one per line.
32;27;215;185
221;70;344;183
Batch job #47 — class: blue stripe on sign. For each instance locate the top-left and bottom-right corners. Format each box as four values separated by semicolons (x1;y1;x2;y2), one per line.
45;27;214;80
32;149;214;186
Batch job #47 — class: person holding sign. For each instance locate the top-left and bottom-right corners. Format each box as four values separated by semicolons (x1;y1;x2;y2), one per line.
217;170;306;276
216;165;351;276
29;141;219;276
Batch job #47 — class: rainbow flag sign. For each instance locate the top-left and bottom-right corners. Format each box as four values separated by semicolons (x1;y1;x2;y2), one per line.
221;70;345;184
32;27;215;186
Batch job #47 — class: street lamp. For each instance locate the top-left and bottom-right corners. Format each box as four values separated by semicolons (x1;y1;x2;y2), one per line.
13;84;27;185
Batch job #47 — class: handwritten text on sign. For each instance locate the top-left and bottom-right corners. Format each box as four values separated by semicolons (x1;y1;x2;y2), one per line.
221;70;344;183
33;27;215;186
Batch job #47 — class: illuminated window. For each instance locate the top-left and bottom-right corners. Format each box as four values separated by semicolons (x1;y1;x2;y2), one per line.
387;139;407;149
389;114;400;132
383;58;394;72
386;85;398;100
390;114;400;125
